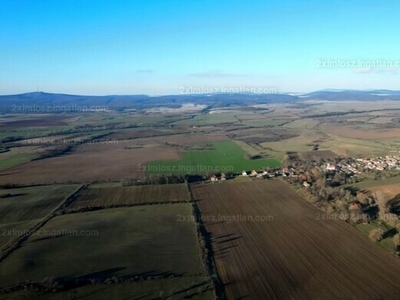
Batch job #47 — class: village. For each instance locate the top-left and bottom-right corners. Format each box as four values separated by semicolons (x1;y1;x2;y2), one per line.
208;155;400;187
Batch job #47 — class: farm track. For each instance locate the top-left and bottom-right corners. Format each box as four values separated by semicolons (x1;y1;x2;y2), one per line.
192;180;400;299
0;184;86;263
65;200;189;214
187;182;226;300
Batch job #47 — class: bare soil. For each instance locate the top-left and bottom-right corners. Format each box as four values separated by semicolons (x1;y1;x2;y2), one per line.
192;180;400;299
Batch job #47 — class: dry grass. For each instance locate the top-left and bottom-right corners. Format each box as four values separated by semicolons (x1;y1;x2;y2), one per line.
323;124;400;140
0;141;180;184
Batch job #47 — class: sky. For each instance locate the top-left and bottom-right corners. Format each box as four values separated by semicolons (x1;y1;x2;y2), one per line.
0;0;399;95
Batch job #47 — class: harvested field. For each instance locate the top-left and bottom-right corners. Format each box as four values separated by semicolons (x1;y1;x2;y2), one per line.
228;128;298;144
323;124;400;140
133;132;229;147
349;176;400;198
0;142;180;184
0;115;72;129
191;180;400;299
0;185;79;249
0;204;204;287
69;183;189;210
367;181;400;199
300;150;337;160
104;129;177;140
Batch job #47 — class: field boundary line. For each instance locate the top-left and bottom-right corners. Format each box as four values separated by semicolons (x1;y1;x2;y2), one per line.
0;184;87;263
186;182;226;300
64;199;190;214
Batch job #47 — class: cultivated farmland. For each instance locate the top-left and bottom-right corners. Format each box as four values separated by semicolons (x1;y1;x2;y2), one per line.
0;185;79;249
191;180;400;299
148;141;280;175
0;204;204;287
68;183;189;210
0;277;214;300
0;141;180;184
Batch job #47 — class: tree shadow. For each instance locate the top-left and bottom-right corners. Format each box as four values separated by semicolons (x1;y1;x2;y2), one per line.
383;228;397;239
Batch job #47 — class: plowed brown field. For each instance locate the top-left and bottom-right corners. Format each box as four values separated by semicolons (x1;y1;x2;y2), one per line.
69;183;189;209
191;180;400;299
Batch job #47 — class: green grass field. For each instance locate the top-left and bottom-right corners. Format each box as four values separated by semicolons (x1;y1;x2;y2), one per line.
347;175;400;190
355;221;397;253
147;141;281;175
0;204;204;287
0;277;214;300
0;185;79;249
0;153;37;171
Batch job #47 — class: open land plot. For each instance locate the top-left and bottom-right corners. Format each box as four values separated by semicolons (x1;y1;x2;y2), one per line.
191;180;400;299
350;176;400;191
0;115;73;129
367;116;397;124
0;277;214;300
234;115;268;122
69;183;189;210
0;152;38;171
322;123;400;140
282;118;320;130
0;185;79;249
313;134;389;157
0;204;204;287
173;113;239;126
355;221;397;253
241;119;289;127
309;100;400;113
350;176;400;200
260;133;329;157
129;132;229;147
227;127;298;144
0;141;180;184
147;141;281;175
104;128;181;140
300;150;337;160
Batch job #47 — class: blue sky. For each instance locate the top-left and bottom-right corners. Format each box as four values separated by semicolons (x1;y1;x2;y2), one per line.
0;0;399;95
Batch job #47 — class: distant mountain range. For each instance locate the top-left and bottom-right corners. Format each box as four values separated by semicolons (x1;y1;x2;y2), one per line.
1;90;400;113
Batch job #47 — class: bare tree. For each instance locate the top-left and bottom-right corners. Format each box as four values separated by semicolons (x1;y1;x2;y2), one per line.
369;228;385;242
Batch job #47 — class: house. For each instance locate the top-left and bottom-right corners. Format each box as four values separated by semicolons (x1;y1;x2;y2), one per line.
303;181;311;188
326;163;336;171
242;171;248;176
250;170;258;177
210;175;218;182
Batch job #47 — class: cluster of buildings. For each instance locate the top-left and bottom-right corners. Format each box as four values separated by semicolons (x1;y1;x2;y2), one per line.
208;155;400;184
325;156;400;174
209;169;270;182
